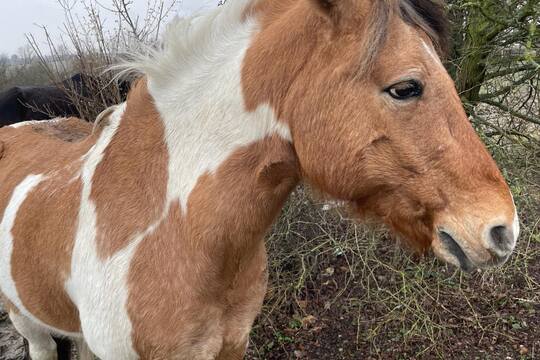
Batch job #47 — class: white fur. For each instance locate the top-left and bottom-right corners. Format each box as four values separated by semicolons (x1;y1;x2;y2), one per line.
75;5;291;355
66;2;290;355
512;211;520;244
481;193;520;258
115;0;255;79
9;117;67;128
0;174;81;339
94;104;120;128
64;102;139;359
65;5;294;353
9;311;58;360
421;39;445;69
5;1;292;358
145;5;291;210
511;193;520;246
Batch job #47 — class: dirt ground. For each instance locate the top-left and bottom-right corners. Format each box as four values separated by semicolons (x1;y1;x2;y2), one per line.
0;303;26;360
248;253;540;359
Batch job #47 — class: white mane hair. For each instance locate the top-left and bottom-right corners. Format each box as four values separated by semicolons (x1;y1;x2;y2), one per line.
113;0;257;86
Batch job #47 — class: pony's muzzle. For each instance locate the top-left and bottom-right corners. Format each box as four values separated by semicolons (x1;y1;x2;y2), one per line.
436;215;518;271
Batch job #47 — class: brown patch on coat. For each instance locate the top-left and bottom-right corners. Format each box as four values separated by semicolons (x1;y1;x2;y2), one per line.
11;173;82;332
0;119;96;220
91;78;169;259
0;118;98;331
127;136;298;359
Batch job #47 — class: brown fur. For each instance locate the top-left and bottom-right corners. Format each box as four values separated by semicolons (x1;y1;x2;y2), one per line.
91;79;169;259
0;118;96;331
30;117;92;142
11;173;82;331
128;135;298;358
243;0;513;251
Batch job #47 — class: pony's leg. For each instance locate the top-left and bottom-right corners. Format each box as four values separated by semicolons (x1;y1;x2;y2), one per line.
215;339;249;360
73;338;95;360
9;311;58;360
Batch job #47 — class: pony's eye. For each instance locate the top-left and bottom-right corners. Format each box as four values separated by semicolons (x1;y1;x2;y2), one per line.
385;80;423;100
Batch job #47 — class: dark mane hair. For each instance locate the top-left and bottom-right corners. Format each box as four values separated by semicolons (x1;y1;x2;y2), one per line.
398;0;450;57
357;0;450;76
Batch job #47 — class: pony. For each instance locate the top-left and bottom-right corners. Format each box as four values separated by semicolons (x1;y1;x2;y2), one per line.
0;74;130;127
0;85;78;127
0;0;519;359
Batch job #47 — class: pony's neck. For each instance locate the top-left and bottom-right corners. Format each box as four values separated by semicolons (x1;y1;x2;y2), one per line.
104;3;299;267
115;77;299;286
144;12;293;211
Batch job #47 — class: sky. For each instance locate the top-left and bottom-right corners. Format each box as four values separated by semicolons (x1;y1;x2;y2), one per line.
0;0;218;56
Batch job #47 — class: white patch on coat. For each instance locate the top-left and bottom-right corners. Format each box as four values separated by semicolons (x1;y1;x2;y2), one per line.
146;9;291;211
9;311;58;360
3;1;288;358
510;193;520;245
64;102;139;359
113;0;290;209
421;40;445;69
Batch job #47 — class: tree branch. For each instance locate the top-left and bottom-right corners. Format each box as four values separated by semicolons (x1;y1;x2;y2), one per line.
481;99;540;126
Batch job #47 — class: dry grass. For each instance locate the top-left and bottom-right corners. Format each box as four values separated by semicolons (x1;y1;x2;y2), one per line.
23;0;178;121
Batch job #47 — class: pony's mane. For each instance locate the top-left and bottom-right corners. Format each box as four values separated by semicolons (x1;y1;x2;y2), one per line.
113;0;255;83
114;0;450;82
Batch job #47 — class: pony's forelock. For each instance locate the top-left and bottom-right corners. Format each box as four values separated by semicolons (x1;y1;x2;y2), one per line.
398;0;450;57
354;0;449;78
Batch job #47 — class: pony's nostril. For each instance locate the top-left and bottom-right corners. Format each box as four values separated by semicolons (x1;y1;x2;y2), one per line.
489;225;513;251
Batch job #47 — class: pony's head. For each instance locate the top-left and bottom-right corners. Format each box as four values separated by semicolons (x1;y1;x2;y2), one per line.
243;0;518;270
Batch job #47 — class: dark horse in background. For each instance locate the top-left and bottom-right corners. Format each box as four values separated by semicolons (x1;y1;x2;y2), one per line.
0;73;130;127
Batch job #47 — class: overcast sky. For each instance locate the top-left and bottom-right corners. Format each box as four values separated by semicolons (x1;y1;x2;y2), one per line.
0;0;219;55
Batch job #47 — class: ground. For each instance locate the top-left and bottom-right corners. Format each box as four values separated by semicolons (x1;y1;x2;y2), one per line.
0;303;26;360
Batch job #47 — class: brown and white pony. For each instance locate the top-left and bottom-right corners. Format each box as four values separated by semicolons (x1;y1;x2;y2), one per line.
0;0;519;359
